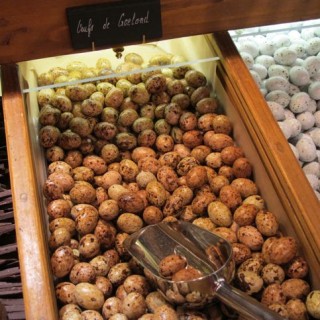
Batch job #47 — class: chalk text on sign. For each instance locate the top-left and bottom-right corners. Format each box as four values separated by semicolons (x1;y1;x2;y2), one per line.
77;18;94;38
103;17;111;30
118;11;150;27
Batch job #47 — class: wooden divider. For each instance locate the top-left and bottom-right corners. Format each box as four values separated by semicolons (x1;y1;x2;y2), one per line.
1;64;58;320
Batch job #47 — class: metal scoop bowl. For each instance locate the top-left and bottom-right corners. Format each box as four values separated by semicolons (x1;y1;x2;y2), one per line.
124;221;285;320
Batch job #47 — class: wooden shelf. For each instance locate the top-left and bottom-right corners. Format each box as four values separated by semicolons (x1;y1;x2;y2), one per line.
1;0;320;64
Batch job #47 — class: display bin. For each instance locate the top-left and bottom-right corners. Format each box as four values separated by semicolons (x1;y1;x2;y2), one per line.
229;19;320;201
2;31;320;320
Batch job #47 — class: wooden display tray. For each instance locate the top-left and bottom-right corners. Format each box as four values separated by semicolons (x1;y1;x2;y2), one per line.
2;32;320;320
1;0;320;64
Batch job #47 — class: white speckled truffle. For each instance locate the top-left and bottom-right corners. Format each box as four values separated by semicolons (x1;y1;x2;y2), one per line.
265;76;290;92
255;55;275;69
296;111;315;131
289;92;311;113
289;41;307;59
306;37;320;56
311;71;320;81
313;110;320;127
308;81;320;100
260;88;268;96
268;65;290;79
265;90;290;107
289;143;300;160
288;83;300;95
291;58;304;67
272;34;291;48
288;30;301;41
306;99;317;113
278;121;292;139
284;109;295;120
258;39;276;55
306;127;320;147
274;47;297;66
306;173;319;190
303;56;320;76
284;118;302;137
302;161;320;177
251;63;268;80
301;28;315;41
240;52;254;69
296;136;317;162
238;40;260;58
267;101;285;121
289;66;310;86
250;70;262;86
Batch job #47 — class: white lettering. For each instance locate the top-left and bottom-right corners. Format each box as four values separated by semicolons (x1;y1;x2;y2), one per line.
118;11;150;27
76;18;94;38
103;17;110;30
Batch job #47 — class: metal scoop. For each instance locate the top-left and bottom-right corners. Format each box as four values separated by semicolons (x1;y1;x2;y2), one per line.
124;220;285;320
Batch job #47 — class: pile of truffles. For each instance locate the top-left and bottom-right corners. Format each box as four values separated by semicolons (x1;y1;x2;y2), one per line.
233;25;320;200
35;50;319;320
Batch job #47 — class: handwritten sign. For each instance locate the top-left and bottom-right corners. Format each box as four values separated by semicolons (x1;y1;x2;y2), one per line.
66;0;162;49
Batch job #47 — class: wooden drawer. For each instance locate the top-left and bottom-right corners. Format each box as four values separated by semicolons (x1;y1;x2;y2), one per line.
2;32;320;319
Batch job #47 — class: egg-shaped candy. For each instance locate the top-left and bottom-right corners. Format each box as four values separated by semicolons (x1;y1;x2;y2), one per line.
268;65;289;79
303;56;320;77
289;66;310;86
251;63;268;80
315;110;320;127
265;90;290;107
301;28;315;41
238;40;259;58
240;52;254;69
289;41;307;59
255;55;275;69
308;81;320;100
284;109;295;120
284;118;302;137
296;136;317;162
306;127;320;147
306;174;319;190
278;121;292;139
289;92;311;113
289;143;300;160
250;70;262;86
259;39;277;55
306;37;320;56
302;161;320;177
272;33;291;48
288;83;300;95
274;47;297;66
288;30;301;42
267;101;285;121
265;76;290;92
296;111;315;131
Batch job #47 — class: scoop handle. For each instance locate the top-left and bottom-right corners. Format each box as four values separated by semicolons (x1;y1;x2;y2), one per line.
214;278;286;320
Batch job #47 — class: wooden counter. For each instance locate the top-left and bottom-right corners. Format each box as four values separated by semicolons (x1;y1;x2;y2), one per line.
0;0;320;64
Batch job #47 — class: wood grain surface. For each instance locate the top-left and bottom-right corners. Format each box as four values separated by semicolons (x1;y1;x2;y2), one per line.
1;64;58;320
0;0;320;63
